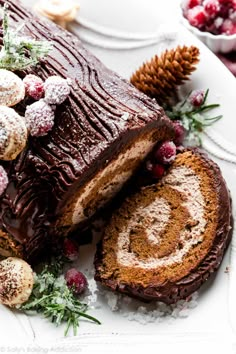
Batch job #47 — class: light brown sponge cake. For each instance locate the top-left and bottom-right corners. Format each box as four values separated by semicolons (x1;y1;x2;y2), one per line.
95;149;232;304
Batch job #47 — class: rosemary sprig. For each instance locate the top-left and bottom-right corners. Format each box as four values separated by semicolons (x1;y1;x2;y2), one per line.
166;89;222;146
19;257;101;336
0;4;52;71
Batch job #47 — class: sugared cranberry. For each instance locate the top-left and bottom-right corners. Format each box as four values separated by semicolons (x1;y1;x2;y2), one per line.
203;0;220;17
186;6;208;28
229;7;236;20
182;0;236;34
214;16;224;29
218;0;231;4
65;268;87;295
44;76;71;105
25;100;55;137
231;0;236;10
219;1;231;17
188;89;206;107
23;75;45;100
63;238;79;261
205;19;219;33
152;164;165;179
182;0;202;9
0;166;8;196
155;141;177;165
173;121;186;146
220;18;236;33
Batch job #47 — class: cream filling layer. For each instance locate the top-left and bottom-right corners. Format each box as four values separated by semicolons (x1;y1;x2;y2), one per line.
116;166;206;269
72;137;157;224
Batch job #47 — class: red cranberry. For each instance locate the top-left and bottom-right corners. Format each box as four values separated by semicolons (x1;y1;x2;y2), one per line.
214;16;224;30
65;268;87;295
203;0;221;16
63;238;79;261
231;0;236;10
188;89;205;107
219;0;231;18
23;75;45;100
25;100;55;137
0;166;8;196
220;18;236;33
44;76;71;105
152;164;165;179
173;121;186;146
182;0;202;17
155;141;177;165
218;0;231;4
229;7;236;20
186;6;208;28
182;0;202;10
230;23;236;34
205;19;219;33
183;0;236;34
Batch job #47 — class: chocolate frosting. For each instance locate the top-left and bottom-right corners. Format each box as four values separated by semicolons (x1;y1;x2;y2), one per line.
94;148;232;304
0;1;174;260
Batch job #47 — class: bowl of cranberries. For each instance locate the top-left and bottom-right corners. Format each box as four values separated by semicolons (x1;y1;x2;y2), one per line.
181;0;236;53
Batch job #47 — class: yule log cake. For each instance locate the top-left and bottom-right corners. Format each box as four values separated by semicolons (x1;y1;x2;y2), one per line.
95;149;232;303
0;1;174;260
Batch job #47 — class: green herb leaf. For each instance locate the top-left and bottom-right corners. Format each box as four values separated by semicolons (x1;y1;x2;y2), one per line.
165;89;222;146
0;4;52;71
19;257;100;336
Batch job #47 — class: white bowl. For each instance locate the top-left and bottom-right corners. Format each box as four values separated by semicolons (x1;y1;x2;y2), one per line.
180;12;236;53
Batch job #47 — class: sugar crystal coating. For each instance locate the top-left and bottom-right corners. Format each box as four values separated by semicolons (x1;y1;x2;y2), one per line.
23;74;45;100
44;76;71;105
0;69;25;107
188;89;205;106
155;141;177;164
0;106;28;160
25;100;55;137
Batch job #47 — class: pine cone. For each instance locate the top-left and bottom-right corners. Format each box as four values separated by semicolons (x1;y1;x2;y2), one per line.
130;45;200;106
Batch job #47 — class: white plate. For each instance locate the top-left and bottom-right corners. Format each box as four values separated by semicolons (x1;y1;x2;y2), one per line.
2;1;236;353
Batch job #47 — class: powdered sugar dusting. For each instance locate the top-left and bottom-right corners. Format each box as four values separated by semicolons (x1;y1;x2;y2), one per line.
83;266;199;324
44;76;70;105
23;74;44;100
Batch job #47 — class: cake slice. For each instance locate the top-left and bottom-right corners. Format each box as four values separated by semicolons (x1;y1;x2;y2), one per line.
94;149;232;304
0;1;174;260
